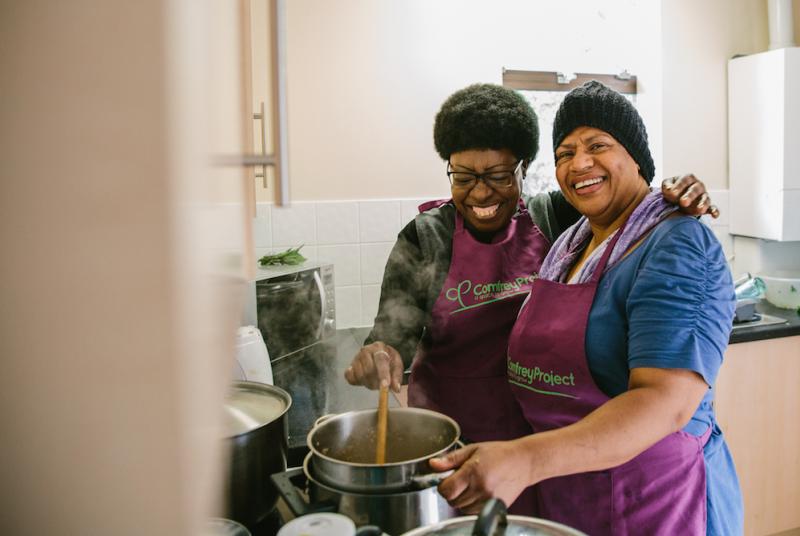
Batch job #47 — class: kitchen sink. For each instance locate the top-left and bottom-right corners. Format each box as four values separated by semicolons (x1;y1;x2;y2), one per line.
731;313;788;332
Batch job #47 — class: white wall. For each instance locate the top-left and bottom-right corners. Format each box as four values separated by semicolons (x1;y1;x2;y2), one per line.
662;0;769;188
261;0;663;201
662;0;800;277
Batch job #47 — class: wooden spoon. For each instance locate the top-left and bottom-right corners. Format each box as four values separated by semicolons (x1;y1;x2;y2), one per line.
375;383;389;464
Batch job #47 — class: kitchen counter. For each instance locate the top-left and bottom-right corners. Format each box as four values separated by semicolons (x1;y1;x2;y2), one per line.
729;301;800;344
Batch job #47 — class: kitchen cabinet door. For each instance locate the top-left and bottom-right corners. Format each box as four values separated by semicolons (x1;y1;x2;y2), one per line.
715;336;800;535
3;1;250;533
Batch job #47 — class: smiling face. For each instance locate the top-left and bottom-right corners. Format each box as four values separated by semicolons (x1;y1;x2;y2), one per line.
449;148;523;234
554;126;649;227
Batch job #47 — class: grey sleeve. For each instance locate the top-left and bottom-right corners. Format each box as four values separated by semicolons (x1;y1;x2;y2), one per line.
363;222;428;367
523;190;582;243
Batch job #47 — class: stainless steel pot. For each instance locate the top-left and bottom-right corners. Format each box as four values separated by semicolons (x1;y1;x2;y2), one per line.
269;454;458;535
307;407;460;493
224;381;292;527
401;498;587;536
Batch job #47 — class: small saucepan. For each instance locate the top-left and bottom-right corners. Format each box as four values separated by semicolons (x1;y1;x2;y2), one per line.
307;407;460;494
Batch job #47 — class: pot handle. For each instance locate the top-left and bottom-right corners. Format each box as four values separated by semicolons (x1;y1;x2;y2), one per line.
313;413;335;427
354;526;384;536
269;467;337;518
471;498;508;536
270;467;312;517
409;469;454;490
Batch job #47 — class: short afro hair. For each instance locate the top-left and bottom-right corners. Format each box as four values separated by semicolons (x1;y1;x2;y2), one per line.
433;83;539;162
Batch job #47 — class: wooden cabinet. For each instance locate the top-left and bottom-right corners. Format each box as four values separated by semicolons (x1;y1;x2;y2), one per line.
715;336;800;535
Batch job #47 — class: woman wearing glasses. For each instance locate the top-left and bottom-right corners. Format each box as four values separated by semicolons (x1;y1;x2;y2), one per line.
344;83;715;512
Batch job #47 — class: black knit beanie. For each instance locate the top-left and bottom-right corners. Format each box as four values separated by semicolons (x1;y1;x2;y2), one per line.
552;80;655;184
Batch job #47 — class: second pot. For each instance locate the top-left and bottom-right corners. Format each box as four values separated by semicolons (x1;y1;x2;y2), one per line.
307;407;460;494
224;381;292;527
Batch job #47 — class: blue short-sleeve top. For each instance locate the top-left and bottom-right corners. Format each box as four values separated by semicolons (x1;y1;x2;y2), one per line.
585;215;742;536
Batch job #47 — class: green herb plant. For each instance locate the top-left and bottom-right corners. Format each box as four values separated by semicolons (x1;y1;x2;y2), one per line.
258;245;307;266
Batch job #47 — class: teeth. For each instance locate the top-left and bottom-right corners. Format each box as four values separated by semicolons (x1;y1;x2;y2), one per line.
575;177;604;190
472;204;499;218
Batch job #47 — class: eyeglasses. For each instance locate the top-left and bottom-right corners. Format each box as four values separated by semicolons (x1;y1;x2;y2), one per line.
446;160;523;189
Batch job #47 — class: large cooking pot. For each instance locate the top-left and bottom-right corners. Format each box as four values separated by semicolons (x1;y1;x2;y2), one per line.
224;381;292;527
270;454;458;535
307;407;460;493
402;498;588;536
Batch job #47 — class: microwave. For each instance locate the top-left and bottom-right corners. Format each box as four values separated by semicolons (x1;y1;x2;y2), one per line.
243;261;336;362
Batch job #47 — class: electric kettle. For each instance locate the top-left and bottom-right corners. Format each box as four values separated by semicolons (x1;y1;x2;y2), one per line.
234;325;273;385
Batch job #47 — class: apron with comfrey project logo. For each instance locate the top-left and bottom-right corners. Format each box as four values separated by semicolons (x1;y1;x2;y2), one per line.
408;199;550;514
507;222;709;535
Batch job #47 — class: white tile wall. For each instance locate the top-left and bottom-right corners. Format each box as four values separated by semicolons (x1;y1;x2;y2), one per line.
255;203;270;219
255;199;425;328
316;202;359;245
361;284;381;326
253;216;272;249
255;191;751;329
358;201;401;242
271;202;316;247
401;199;425;227
335;286;362;328
359;242;394;285
318;244;360;286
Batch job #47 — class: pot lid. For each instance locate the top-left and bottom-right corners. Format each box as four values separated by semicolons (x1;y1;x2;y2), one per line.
401;499;586;536
202;518;251;536
224;381;291;437
402;516;586;536
277;513;356;536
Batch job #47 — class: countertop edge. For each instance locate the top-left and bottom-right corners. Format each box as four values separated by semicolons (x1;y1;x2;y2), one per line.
729;302;800;344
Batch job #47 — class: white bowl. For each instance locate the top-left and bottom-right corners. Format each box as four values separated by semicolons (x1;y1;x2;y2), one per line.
758;271;800;310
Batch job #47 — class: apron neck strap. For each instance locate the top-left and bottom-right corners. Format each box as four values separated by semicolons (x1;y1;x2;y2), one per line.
589;221;627;284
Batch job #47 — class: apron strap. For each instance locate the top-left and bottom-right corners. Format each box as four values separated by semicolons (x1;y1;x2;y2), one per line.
589;212;676;284
418;198;451;213
589;221;628;284
516;198;531;218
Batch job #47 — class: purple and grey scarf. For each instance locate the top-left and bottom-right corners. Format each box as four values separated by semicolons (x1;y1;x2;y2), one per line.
539;190;677;284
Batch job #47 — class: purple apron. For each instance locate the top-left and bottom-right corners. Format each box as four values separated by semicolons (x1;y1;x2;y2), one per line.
507;224;709;535
408;199;549;513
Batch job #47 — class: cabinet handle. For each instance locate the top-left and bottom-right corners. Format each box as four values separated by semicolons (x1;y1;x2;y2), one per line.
214;0;289;207
253;101;269;188
212;154;276;167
